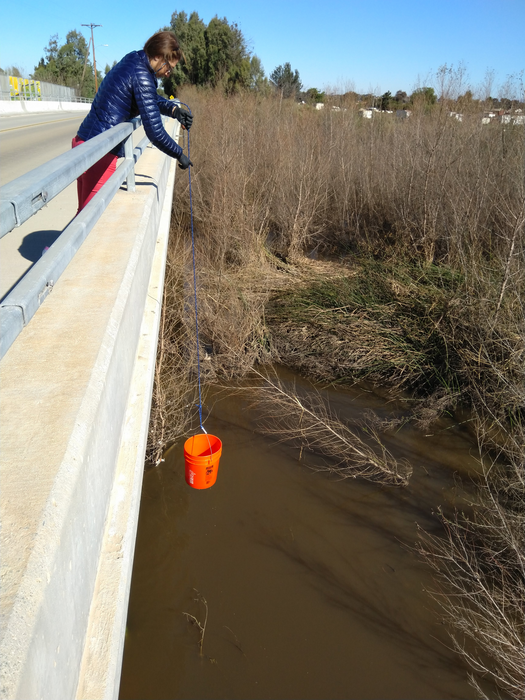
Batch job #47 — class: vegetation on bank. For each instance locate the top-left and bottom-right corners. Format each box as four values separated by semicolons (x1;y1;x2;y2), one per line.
147;84;524;698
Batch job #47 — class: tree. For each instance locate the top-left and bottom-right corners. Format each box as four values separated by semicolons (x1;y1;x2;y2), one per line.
162;11;254;95
270;63;302;99
1;65;23;77
379;91;392;110
33;30;100;98
249;55;267;92
305;87;325;103
204;16;250;91
394;90;408;104
164;10;207;92
57;30;90;85
33;34;60;84
457;89;479;112
410;86;437;106
343;90;360;103
44;34;60;63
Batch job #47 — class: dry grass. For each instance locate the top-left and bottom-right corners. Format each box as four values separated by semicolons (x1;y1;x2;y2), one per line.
148;82;524;695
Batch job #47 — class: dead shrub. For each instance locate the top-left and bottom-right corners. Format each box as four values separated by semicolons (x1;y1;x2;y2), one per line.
243;370;412;487
417;432;525;700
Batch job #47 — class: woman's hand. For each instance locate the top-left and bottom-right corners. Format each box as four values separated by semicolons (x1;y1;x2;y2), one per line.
178;153;193;169
172;105;193;130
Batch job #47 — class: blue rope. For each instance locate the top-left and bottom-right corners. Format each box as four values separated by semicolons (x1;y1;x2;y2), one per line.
180;102;206;435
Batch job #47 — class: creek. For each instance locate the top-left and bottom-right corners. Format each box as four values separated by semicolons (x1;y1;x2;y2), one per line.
119;370;481;700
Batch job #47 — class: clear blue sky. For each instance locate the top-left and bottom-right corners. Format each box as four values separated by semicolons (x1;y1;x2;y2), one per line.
1;0;523;97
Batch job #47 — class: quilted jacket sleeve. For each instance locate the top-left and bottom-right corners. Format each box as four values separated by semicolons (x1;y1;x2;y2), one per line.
157;96;177;118
132;66;182;160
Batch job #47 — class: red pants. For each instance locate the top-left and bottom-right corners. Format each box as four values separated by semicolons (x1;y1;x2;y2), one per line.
72;135;117;213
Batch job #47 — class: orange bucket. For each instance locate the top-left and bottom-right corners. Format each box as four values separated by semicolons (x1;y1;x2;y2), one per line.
184;434;222;489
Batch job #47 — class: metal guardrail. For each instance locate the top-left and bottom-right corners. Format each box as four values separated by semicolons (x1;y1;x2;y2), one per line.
0;115;162;359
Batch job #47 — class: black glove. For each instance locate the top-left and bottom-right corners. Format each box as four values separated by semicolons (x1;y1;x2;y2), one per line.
178;153;193;170
172;105;193;130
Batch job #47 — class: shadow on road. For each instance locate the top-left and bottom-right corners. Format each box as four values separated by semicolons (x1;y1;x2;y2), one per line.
0;229;67;302
18;230;63;262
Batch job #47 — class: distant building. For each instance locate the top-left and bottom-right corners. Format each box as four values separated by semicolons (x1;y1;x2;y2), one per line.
396;109;411;119
481;109;524;125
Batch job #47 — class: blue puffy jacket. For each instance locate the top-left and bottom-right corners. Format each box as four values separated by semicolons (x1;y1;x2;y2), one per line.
77;49;183;160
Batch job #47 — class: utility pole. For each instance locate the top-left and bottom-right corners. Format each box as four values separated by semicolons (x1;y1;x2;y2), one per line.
81;23;102;93
80;36;92;95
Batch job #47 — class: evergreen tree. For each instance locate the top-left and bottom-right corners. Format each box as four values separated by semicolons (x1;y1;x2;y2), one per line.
270;63;302;99
162;11;255;95
379;91;392;110
165;10;207;91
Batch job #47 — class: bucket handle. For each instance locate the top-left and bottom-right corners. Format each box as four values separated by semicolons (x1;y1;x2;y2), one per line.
189;431;214;457
203;431;213;457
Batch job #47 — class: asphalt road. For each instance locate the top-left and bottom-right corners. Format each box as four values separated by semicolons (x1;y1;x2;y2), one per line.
0;113;86;184
1;112;86;299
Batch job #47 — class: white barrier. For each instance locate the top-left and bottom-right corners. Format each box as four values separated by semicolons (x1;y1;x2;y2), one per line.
0;101;23;114
0;101;90;115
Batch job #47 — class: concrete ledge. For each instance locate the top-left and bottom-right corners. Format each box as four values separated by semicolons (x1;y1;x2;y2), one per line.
0;123;180;699
75;147;176;700
0;101;90;115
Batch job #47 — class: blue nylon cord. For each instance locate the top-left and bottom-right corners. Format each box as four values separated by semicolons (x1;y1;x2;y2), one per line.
179;103;207;435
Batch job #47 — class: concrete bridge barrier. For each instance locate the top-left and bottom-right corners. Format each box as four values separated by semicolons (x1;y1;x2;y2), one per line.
0;125;179;699
0;101;91;115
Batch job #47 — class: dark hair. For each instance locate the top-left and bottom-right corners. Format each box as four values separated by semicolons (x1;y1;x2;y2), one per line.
144;31;182;63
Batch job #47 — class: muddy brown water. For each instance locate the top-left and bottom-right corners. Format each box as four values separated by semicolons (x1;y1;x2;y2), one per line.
119;373;483;700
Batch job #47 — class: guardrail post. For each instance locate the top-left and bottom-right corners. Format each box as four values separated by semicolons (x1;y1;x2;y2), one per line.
124;132;136;193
